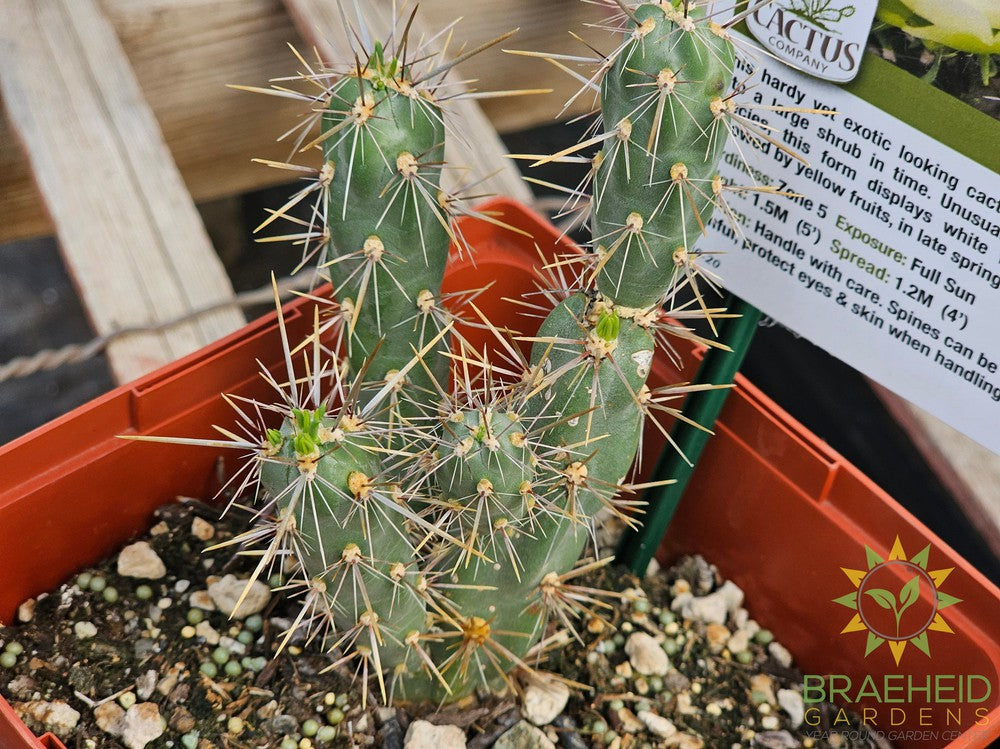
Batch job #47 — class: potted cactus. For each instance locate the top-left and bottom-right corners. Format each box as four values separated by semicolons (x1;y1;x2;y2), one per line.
138;0;748;704
2;2;999;747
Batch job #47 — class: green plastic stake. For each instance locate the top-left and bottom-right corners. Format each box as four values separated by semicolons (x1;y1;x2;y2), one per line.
617;294;762;574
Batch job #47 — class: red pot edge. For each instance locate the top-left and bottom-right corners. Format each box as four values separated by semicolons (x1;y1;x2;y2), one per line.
0;196;995;749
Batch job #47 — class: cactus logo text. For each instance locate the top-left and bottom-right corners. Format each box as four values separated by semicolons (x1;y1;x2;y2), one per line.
833;536;962;665
746;0;878;83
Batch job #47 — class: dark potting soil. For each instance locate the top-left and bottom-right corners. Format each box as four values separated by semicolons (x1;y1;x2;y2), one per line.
0;501;888;749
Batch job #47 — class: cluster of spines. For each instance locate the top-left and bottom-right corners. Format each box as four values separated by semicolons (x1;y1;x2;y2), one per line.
200;0;814;704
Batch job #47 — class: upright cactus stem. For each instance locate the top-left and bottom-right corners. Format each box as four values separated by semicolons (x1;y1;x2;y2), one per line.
592;2;734;309
321;43;452;412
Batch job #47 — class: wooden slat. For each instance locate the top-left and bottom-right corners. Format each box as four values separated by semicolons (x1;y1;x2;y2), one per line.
872;385;1000;559
281;0;533;205
0;0;244;382
0;0;606;244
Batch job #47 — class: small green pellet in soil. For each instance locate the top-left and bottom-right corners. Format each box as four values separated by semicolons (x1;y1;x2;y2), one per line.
199;662;219;678
0;652;17;669
302;719;320;737
224;660;243;678
316;726;337;743
135;585;153;600
755;629;774;645
181;732;199;749
736;649;753;664
212;646;231;665
237;630;254;645
326;708;345;726
76;572;93;590
187;608;204;625
4;641;23;656
591;719;608;735
89;575;107;593
102;587;119;603
244;613;264;632
280;738;298;749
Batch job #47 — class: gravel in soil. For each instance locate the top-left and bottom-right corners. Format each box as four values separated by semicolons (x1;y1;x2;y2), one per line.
1;502;889;748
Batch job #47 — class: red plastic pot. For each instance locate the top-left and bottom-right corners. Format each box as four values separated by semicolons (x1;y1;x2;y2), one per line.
1;198;997;749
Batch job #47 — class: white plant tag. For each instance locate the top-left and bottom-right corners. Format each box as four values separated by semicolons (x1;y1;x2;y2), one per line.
746;0;879;82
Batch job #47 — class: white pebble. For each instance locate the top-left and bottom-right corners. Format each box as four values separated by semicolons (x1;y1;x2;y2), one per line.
120;702;164;749
760;715;780;731
195;620;221;645
74;621;98;640
117;542;166;580
777;688;805;728
207;575;271;619
17;598;36;623
403;719;466;749
521;676;570;726
638;710;677;739
625;632;670;676
14;700;81;736
191;517;216;541
768;642;793;669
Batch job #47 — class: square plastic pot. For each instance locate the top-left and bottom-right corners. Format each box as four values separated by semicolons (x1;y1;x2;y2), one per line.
1;198;997;749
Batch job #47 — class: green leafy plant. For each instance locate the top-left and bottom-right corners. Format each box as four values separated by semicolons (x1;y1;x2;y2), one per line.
864;574;921;637
141;0;804;704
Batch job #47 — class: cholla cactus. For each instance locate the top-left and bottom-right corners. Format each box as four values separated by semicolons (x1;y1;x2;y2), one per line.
148;1;804;703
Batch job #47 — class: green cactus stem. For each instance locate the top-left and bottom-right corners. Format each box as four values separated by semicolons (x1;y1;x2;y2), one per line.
592;2;734;309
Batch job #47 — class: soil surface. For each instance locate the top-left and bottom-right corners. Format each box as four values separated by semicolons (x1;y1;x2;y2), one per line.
1;502;889;748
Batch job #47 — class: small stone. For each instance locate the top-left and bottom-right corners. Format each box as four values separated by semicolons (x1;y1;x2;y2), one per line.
637;711;676;739
256;700;279;720
149;521;169;535
522;677;570;726
754;731;798;749
17;599;36;623
207;575;271;618
121;702;165;749
760;716;780;731
74;621;98;640
749;674;777;706
94;702;125;735
134;670;157;701
704;623;730;653
675;692;699;716
685;595;727;625
195;620;221;645
768;642;793;669
624;632;669;676
15;700;81;736
493;720;555;749
189;591;216;611
777;689;804;728
6;674;38;700
726;629;751;654
669;733;704;749
191;517;215;541
616;707;644;734
117;542;167;580
155;663;184;696
403;719;467;749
